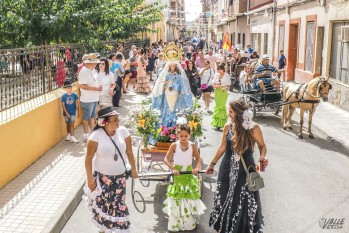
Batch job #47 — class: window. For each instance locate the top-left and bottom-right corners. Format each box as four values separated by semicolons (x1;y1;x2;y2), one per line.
330;22;349;84
264;33;268;54
242;33;246;48
238;33;241;44
252;33;258;51
279;24;285;51
305;22;315;72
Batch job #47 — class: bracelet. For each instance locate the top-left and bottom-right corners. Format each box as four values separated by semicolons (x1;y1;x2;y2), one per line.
210;161;216;166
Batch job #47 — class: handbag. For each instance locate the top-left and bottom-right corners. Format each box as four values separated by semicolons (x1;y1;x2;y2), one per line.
99;94;113;107
200;69;212;90
240;153;264;192
103;128;132;179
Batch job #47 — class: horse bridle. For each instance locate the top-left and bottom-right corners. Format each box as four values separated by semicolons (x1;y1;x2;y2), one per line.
304;77;332;99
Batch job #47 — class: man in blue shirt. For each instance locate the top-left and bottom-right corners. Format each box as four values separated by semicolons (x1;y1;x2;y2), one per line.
246;45;254;54
253;55;280;91
278;50;286;78
110;54;125;107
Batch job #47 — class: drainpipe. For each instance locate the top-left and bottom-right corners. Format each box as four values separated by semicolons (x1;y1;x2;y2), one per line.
271;0;277;63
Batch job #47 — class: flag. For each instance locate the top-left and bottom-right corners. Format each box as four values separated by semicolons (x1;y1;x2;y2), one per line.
222;32;232;52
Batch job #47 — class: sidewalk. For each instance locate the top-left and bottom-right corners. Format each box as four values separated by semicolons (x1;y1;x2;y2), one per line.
0;92;143;233
295;101;349;155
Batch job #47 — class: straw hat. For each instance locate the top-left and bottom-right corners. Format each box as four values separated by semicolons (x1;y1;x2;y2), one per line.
83;53;101;64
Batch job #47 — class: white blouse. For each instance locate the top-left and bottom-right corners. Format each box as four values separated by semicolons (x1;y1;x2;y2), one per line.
201;69;214;86
213;72;231;87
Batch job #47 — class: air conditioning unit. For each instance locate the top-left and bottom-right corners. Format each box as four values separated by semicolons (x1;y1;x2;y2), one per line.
341;26;349;42
319;0;326;6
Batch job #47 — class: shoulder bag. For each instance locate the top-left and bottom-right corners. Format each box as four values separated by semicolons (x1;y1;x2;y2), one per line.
103;128;132;179
200;69;212;90
240;153;264;192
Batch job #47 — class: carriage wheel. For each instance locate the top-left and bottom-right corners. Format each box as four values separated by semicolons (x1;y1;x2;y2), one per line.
273;106;280;116
251;103;257;119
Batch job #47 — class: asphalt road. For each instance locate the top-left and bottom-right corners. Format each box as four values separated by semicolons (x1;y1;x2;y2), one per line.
61;91;349;233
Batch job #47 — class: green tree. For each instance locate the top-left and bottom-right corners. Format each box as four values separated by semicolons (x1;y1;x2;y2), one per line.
0;0;165;49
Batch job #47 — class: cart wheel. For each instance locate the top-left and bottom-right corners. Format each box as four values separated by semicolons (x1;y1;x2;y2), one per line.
137;140;150;187
132;190;146;213
273;106;280;116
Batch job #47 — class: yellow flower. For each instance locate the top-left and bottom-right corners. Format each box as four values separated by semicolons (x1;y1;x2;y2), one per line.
138;119;145;128
188;120;198;129
138;114;144;119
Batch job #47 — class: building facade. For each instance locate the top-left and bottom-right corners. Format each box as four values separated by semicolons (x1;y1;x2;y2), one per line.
247;0;275;55
274;0;349;111
159;0;186;42
217;0;251;51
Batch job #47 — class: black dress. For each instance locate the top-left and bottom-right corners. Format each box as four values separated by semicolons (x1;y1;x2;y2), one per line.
209;125;264;233
185;67;200;97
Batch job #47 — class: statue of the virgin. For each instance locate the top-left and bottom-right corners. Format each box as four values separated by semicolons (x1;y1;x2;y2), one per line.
152;43;194;127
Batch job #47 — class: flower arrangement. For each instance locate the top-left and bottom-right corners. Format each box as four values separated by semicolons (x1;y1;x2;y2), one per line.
177;107;205;138
156;126;177;142
126;104;160;136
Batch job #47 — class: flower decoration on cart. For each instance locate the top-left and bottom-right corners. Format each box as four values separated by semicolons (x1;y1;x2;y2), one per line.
156;126;177;143
176;107;206;138
126;102;161;136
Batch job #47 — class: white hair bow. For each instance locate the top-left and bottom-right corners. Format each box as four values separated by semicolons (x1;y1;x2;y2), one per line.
242;110;255;130
176;116;188;125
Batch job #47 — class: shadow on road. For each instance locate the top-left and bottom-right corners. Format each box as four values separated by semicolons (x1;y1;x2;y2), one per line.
253;113;347;155
150;177;216;233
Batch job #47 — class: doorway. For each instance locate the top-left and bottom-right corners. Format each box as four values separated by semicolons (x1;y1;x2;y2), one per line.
288;22;300;81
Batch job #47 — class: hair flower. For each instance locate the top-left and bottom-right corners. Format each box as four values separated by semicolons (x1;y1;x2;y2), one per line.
97;117;106;127
242;110;255;130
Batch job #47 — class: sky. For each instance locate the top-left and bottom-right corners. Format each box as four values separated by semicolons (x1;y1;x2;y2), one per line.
185;0;202;22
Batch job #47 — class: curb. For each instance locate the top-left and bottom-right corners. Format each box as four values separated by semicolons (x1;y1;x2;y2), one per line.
293;110;349;156
42;178;85;233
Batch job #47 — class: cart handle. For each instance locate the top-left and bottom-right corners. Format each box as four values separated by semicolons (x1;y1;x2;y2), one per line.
138;170;206;178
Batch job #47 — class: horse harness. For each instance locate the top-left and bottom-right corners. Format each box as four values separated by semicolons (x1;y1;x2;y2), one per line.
283;77;331;107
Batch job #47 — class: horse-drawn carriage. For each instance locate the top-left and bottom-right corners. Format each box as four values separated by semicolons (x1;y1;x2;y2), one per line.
227;57;284;117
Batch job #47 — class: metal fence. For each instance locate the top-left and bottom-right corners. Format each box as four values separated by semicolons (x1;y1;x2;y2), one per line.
0;38;149;111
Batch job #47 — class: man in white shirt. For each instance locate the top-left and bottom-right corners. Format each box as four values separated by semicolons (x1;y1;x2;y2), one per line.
78;53;102;141
116;46;126;66
205;49;219;71
216;49;225;63
129;45;136;59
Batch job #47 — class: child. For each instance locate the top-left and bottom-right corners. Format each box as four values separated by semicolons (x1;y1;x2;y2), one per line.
61;80;79;143
154;53;165;79
163;125;206;232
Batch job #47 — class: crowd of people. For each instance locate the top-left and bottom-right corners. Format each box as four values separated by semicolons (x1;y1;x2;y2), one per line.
59;37;272;233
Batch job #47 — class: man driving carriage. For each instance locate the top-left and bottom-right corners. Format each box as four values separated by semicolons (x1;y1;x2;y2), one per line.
253;54;280;92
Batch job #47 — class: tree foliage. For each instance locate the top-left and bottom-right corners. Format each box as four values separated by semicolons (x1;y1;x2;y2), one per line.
0;0;165;49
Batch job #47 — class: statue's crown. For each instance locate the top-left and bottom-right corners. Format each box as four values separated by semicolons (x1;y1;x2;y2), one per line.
163;43;183;61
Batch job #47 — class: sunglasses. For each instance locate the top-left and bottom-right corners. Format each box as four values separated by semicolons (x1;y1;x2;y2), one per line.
99;63;105;66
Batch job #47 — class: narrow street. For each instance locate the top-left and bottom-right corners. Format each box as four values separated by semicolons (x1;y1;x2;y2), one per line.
61;91;349;233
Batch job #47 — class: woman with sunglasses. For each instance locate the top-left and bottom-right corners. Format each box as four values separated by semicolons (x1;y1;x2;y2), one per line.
199;60;214;111
96;57;115;109
85;106;138;233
